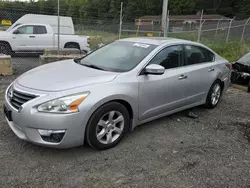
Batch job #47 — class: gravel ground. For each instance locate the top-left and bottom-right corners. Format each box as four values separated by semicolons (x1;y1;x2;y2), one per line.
1;58;250;188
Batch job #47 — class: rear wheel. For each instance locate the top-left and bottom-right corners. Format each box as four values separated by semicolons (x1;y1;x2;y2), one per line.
86;102;130;150
0;43;11;55
205;81;222;109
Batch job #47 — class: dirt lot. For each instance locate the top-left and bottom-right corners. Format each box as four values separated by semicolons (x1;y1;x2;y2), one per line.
1;59;250;188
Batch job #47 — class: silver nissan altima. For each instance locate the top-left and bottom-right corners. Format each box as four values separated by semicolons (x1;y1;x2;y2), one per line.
3;37;231;150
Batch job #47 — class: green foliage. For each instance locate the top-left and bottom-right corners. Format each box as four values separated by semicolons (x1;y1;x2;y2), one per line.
80;29;250;62
169;0;195;15
169;33;250;62
206;41;250;62
169;32;198;41
1;0;249;24
0;0;249;61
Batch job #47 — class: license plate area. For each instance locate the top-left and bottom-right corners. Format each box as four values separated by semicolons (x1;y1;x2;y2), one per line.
4;105;12;121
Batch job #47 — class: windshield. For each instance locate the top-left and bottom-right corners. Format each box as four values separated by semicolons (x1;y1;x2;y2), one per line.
7;23;21;32
80;41;157;72
238;52;250;65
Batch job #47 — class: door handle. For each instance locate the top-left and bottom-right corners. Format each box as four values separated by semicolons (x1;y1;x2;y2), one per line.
178;75;187;80
208;68;215;72
29;36;35;38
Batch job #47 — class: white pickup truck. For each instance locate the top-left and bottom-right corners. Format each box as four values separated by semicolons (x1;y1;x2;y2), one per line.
0;23;90;54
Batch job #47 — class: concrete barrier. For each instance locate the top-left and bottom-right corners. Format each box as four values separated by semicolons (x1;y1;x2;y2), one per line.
0;54;13;75
40;48;83;65
40;55;83;65
43;48;81;56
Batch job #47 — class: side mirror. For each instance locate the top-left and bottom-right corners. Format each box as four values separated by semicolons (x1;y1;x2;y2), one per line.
144;64;165;75
13;30;20;34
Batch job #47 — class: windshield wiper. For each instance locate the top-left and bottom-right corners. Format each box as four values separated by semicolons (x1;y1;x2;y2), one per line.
81;64;106;71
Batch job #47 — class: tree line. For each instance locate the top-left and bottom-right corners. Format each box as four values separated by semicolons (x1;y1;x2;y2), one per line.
0;0;249;24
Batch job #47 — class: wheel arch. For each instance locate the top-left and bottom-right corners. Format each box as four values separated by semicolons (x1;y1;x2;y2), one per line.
83;97;136;146
64;42;80;49
0;40;12;51
109;99;134;120
85;96;137;133
214;78;224;91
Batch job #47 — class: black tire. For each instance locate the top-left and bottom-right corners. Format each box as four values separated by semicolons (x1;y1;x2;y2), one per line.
0;43;11;55
205;80;222;109
64;43;80;50
85;102;130;150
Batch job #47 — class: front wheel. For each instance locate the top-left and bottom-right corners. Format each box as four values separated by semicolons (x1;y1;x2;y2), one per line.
0;43;11;55
205;81;222;109
85;102;130;150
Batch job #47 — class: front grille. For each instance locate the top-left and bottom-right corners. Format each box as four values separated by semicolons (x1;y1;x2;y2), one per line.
9;90;37;110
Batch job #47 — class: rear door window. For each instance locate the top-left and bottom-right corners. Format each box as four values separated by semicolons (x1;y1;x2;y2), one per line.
184;45;215;66
34;26;47;34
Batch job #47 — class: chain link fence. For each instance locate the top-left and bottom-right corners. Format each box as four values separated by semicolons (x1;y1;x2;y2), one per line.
120;16;250;43
0;7;120;74
1;6;250;75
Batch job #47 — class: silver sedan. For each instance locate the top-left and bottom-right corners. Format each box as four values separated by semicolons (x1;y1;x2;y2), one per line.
3;37;231;149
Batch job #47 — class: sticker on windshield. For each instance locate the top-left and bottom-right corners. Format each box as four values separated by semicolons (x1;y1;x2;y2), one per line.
133;43;150;48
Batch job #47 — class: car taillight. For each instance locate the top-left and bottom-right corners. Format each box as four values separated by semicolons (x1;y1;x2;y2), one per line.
226;63;232;70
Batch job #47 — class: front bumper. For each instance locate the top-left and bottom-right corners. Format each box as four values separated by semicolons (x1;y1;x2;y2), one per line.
3;86;89;149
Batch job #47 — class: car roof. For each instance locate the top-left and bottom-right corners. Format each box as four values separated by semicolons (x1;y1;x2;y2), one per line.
119;37;191;46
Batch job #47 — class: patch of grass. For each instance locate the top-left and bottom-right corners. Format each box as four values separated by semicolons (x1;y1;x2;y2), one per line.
169;33;250;62
169;32;198;41
77;30;149;49
77;30;250;62
77;30;118;49
205;40;250;62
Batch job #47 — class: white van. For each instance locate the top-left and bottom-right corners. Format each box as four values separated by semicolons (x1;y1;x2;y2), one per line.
7;14;75;35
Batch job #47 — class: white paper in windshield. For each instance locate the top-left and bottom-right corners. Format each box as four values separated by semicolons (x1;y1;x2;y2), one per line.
133;43;150;48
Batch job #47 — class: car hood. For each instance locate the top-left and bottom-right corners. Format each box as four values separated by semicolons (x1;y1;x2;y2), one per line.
0;31;10;37
17;59;118;92
235;61;250;67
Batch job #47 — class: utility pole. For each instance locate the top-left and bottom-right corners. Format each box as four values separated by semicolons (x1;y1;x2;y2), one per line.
57;0;60;53
119;2;123;39
161;0;168;37
197;9;204;42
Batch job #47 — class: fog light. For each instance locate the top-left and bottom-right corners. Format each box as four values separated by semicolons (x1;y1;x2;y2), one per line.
38;129;65;136
38;129;66;143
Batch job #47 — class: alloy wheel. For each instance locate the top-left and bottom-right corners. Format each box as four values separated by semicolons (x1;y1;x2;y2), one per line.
211;84;221;105
96;111;125;144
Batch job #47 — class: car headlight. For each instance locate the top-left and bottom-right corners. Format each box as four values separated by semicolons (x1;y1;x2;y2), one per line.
37;92;89;114
7;84;14;101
